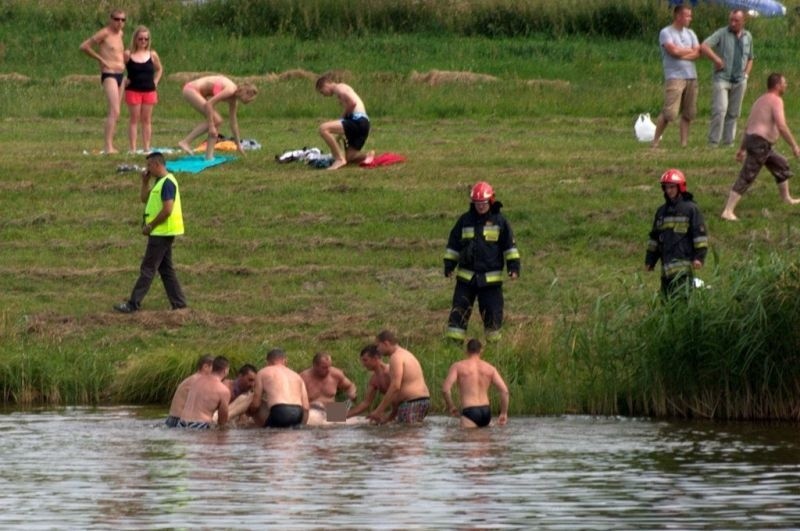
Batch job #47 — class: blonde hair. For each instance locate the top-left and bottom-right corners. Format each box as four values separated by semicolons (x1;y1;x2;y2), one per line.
129;25;151;52
236;82;258;103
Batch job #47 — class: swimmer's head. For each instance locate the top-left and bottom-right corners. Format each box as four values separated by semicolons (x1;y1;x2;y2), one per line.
236;82;258;104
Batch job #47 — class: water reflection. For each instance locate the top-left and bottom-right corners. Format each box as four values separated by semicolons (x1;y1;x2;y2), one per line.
0;409;799;529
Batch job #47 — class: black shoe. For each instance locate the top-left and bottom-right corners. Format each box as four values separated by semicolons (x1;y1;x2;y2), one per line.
113;301;137;313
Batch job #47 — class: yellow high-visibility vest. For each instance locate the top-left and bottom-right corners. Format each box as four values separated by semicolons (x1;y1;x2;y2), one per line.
144;174;184;236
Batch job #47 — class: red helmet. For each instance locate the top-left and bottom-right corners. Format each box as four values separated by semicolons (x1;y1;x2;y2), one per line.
470;181;495;203
660;168;687;193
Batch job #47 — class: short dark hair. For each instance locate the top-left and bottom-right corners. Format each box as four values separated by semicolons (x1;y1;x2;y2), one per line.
315;71;336;91
146;151;166;166
196;355;214;371
212;356;229;373
313;352;331;365
767;72;784;90
466;339;482;354
673;5;690;17
238;363;257;376
360;344;380;358
266;348;286;363
376;330;397;345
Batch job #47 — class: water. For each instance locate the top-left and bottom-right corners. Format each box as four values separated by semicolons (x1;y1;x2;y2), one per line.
1;409;799;530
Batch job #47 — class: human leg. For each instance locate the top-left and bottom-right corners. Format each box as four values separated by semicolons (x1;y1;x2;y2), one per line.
128;236;171;309
678;79;698;148
102;76;122;153
723;80;746;146
446;281;477;342
179;85;212;154
708;80;728;146
477;285;504;342
157;240;187;309
127;102;141;152
652;80;684;148
141;103;154;152
761;149;800;205
319;119;346;169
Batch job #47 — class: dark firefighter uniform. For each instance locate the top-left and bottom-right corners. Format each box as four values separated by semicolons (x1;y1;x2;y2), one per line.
645;191;708;296
444;202;520;341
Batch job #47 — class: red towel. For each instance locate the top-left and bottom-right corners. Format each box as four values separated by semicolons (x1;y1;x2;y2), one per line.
360;152;406;168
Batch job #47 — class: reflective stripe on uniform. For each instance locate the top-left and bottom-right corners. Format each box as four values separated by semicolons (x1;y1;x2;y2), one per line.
461;227;475;239
446;327;466;340
647;239;658;252
693;236;708;249
486;329;502;342
504;247;520;260
456;268;475;282
485;270;503;283
660;215;689;233
663;260;692;277
444;248;460;261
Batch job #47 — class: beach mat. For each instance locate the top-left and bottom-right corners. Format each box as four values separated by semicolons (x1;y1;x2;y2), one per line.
166;155;235;174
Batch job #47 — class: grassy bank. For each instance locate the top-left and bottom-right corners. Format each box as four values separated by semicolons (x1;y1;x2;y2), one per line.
2;2;800;418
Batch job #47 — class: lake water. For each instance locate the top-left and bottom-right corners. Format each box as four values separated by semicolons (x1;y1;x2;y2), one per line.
1;408;799;529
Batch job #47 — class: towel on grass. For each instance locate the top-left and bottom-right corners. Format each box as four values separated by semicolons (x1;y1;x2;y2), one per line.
166;155;235;174
360;152;406;168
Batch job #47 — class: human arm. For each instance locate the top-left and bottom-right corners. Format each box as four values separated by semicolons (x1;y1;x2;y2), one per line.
216;389;230;426
336;371;358;402
501;219;520;279
441;365;459;417
492;369;510;425
645;211;661;272
300;381;310;425
443;218;462;277
699;42;723;71
152;50;163;87
347;384;377;418
227;99;245;155
79;29;109;67
690;204;708;268
249;375;262;414
142;178;175;235
367;356;402;423
336;86;359;116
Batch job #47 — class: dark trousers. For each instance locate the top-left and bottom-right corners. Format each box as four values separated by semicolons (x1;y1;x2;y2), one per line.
129;235;187;309
448;280;504;334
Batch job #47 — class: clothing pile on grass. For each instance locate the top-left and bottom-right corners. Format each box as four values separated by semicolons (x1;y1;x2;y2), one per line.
275;147;335;168
195;135;261;152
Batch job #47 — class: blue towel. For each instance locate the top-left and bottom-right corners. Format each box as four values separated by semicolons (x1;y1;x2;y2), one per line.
166;155;235;174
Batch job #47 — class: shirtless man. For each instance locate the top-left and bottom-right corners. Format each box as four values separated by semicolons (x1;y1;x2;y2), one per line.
179;356;231;429
367;330;430;424
347;344;391;418
250;349;309;428
442;339;510;428
80;9;126;154
721;73;800;220
165;354;213;427
301;352;357;408
224;364;257;422
316;72;375;171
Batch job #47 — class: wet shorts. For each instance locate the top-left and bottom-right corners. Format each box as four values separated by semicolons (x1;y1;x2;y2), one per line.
101;72;124;87
178;420;211;430
265;404;304;428
733;134;793;195
461;405;492;428
661;78;698;122
341;112;370;151
125;90;158;106
165;415;180;428
396;397;430;423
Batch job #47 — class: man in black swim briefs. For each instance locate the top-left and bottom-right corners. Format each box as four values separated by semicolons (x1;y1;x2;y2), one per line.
442;339;510;428
250;349;309;428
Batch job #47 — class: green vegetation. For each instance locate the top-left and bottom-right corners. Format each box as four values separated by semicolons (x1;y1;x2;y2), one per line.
2;0;800;419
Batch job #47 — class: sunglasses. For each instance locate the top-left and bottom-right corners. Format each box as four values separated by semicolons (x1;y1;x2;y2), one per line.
137;37;150;41
112;16;126;22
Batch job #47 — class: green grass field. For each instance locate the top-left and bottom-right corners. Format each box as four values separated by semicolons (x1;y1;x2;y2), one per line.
2;0;800;418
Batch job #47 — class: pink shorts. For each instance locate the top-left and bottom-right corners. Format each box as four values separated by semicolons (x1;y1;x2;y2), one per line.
125;90;158;106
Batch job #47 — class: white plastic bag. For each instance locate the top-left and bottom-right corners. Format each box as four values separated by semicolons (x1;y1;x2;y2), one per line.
634;113;656;142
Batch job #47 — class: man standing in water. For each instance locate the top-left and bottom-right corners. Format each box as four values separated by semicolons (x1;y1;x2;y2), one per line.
179;356;231;429
80;8;126;154
721;73;800;220
347;344;392;419
367;330;430;424
442;339;510;428
165;354;213;427
250;349;309;428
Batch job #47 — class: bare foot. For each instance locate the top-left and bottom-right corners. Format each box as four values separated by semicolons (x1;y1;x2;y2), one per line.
783;197;800;205
363;150;375;165
720;211;739;221
327;159;347;171
178;141;194;155
104;148;119;155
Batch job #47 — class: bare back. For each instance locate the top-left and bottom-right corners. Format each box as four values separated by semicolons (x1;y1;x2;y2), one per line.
181;374;231;423
255;365;309;409
168;373;199;417
391;347;430;402
746;92;784;144
188;75;237;100
452;358;500;408
333;83;367;115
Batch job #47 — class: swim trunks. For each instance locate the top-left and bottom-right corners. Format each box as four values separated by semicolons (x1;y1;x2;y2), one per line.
396;396;430;423
265;404;304;428
165;415;180;428
341;112;370;151
101;72;124;87
461;405;492;428
178;420;211;429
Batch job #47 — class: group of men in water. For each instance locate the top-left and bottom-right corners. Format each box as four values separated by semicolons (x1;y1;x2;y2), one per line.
166;329;510;430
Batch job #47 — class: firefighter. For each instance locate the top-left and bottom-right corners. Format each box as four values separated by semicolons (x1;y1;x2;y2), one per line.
444;181;520;342
645;168;708;297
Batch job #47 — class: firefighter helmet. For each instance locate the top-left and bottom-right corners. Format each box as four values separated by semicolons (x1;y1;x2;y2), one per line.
660;168;687;193
470;181;495;203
